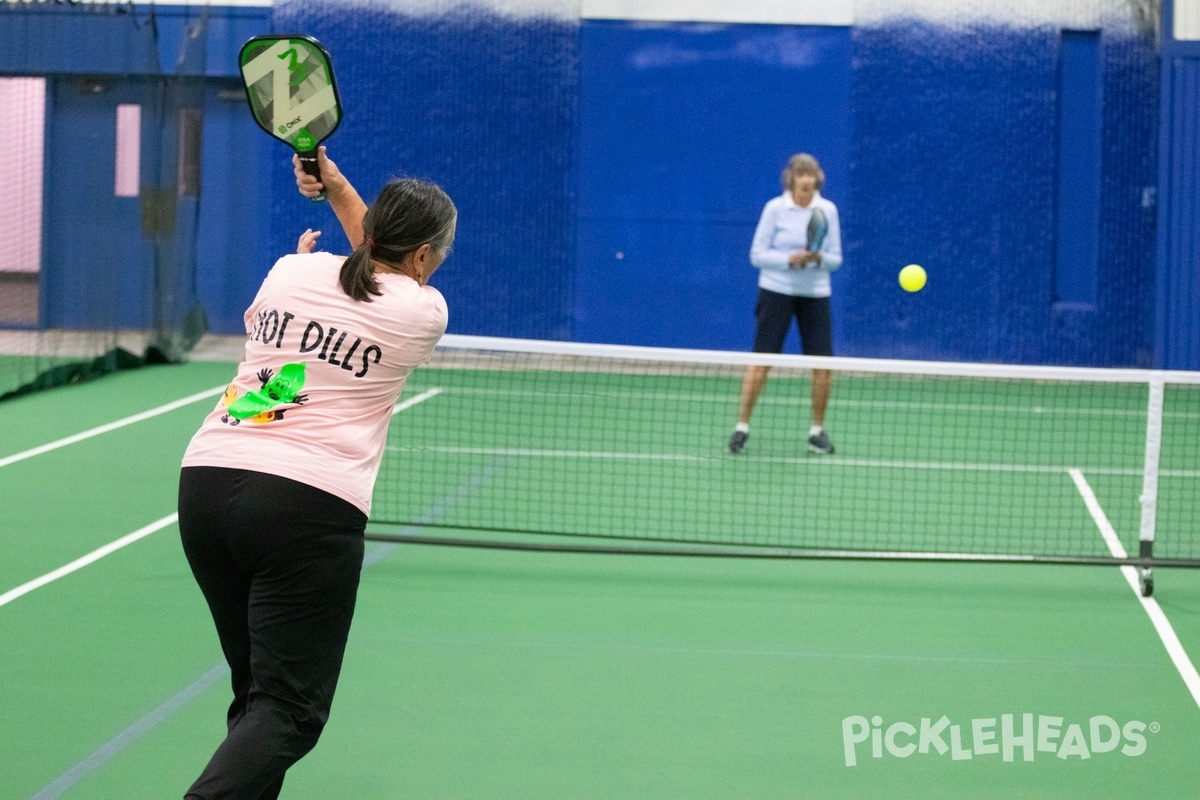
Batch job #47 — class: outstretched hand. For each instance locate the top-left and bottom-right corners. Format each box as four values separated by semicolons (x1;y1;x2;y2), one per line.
293;146;347;200
296;228;321;254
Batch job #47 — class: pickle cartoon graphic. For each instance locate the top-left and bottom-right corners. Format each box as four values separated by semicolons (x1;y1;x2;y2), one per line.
220;363;308;425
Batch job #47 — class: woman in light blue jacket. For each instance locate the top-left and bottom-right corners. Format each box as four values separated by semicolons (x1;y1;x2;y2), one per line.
729;153;842;456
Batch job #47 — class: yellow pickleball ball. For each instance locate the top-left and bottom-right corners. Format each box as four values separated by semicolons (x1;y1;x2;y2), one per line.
899;264;926;292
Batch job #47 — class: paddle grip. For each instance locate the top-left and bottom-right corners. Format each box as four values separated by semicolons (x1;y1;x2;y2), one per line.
297;149;327;203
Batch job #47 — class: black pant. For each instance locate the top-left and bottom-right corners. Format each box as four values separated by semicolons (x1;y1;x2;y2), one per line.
752;288;834;356
178;466;367;800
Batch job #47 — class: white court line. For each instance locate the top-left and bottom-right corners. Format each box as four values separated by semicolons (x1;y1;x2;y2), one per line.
32;423;490;797
0;386;226;470
392;387;442;415
0;387;439;609
0;514;178;609
1069;468;1200;710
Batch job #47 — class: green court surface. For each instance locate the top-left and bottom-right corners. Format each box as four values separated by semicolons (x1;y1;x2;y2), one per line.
2;362;1199;799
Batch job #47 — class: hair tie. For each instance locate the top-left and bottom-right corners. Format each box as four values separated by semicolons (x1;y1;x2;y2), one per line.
365;238;375;249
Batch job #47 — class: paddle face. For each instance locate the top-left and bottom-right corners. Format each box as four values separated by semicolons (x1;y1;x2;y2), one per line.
806;207;828;253
238;35;341;200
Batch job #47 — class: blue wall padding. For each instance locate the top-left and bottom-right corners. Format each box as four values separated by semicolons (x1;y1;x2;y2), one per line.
847;22;1158;365
1055;30;1102;307
269;1;579;340
194;86;278;335
1095;34;1161;368
1156;56;1200;369
575;21;852;349
5;4;1168;365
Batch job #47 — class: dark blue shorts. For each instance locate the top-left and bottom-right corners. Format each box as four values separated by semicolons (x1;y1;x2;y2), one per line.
752;288;833;356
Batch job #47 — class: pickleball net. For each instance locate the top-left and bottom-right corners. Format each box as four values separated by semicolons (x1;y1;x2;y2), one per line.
368;335;1200;587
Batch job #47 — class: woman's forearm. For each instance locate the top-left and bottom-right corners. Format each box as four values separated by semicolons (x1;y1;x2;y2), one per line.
326;182;369;250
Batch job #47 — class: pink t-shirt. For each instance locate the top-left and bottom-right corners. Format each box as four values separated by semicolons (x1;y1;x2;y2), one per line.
182;252;448;515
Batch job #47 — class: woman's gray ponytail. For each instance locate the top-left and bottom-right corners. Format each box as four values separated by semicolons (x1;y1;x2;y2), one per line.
338;241;381;302
338;178;457;302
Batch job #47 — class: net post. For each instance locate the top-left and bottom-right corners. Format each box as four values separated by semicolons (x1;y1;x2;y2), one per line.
1138;376;1165;596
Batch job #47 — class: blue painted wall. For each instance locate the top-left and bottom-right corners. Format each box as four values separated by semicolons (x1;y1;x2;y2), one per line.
575;21;851;350
1054;30;1103;309
195;82;277;334
846;22;1159;365
1;3;1175;366
1156;0;1200;369
269;0;578;341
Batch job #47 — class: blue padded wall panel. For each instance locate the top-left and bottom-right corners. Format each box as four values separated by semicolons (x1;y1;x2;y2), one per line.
576;220;761;351
849;23;1158;366
1054;30;1102;308
575;21;852;349
1157;58;1200;369
195;86;278;335
1092;33;1160;368
269;1;578;340
849;23;1055;362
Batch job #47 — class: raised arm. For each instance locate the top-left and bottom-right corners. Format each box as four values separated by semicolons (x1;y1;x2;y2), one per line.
293;146;369;249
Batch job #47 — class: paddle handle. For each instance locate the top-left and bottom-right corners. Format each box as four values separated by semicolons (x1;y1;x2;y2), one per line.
297;149;327;203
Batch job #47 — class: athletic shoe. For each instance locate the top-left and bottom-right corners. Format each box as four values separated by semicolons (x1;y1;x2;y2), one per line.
808;430;835;455
728;430;748;453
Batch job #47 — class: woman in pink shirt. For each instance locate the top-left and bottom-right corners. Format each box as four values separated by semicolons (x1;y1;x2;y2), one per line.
178;148;455;800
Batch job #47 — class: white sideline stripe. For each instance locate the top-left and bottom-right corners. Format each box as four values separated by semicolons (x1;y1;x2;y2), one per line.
1069;469;1200;710
0;385;226;470
0;514;178;609
31;455;508;796
392;387;442;415
0;387;435;609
